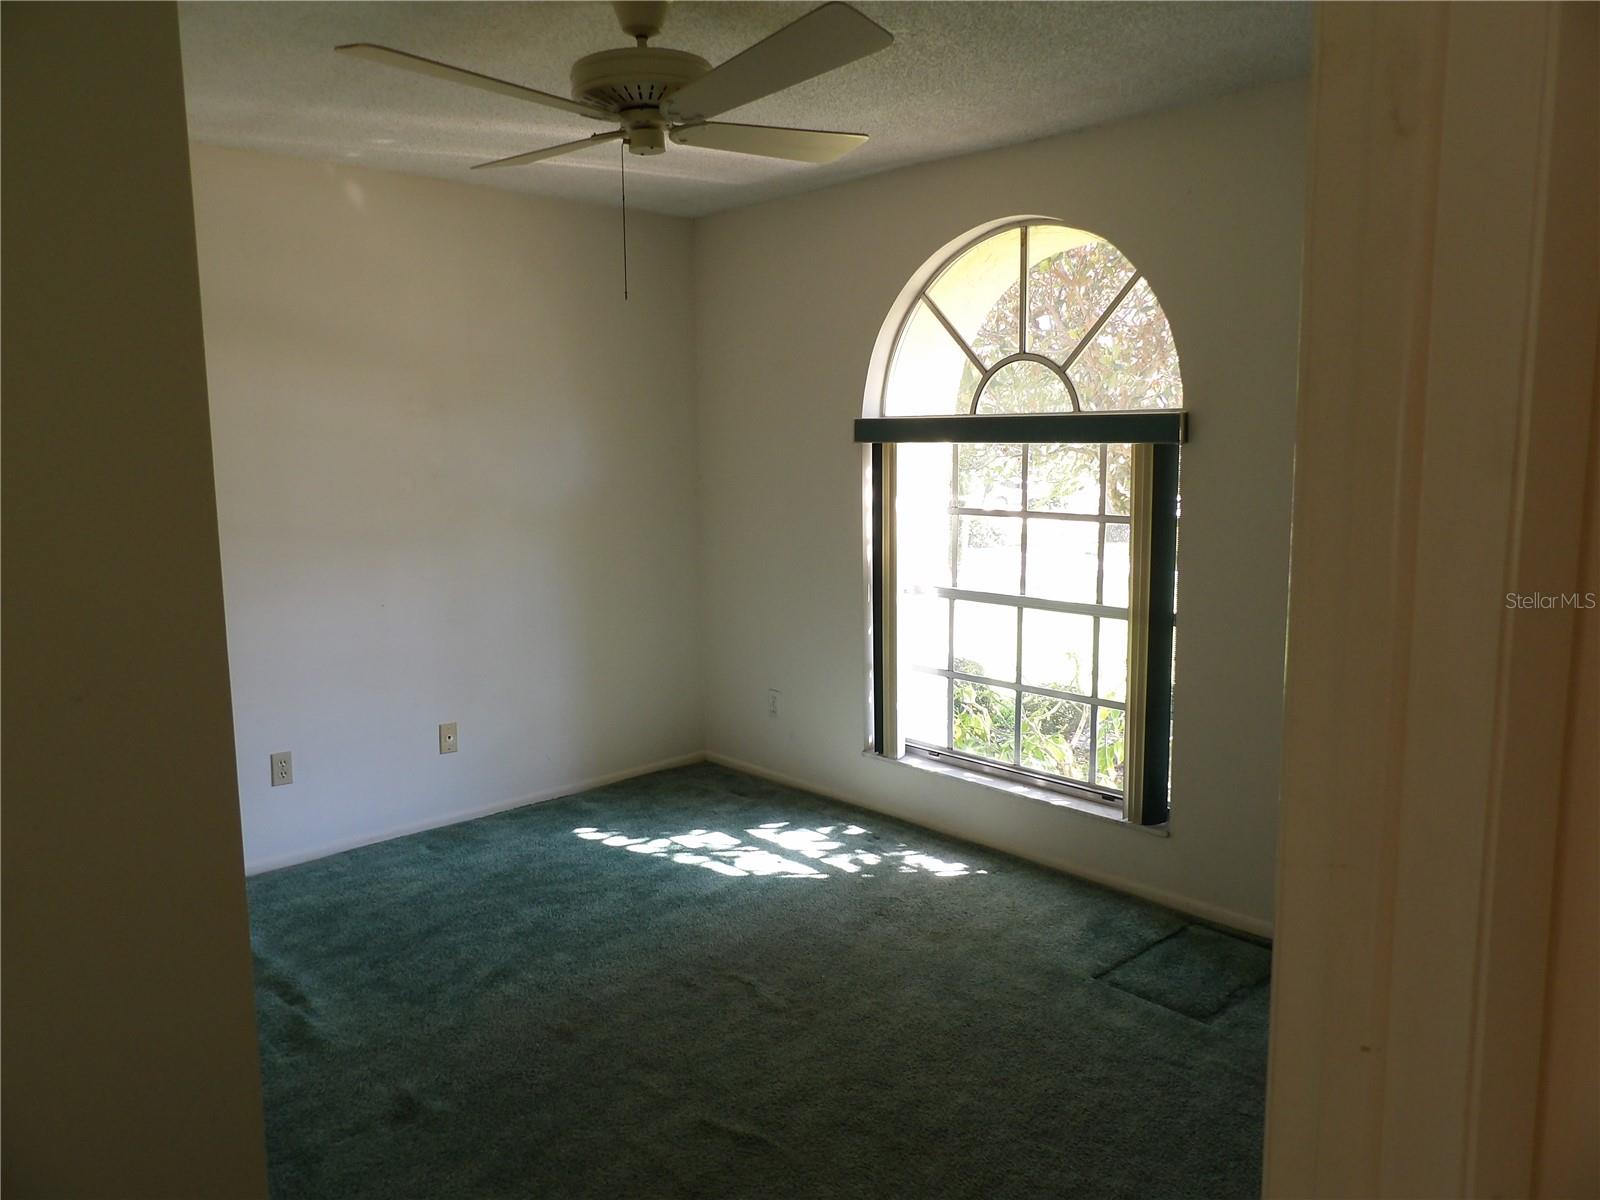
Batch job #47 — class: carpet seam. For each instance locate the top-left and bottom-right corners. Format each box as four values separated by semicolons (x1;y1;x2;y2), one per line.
1203;979;1273;1025
1091;924;1189;981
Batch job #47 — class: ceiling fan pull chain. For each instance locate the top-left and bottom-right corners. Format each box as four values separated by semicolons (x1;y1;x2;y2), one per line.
620;140;629;302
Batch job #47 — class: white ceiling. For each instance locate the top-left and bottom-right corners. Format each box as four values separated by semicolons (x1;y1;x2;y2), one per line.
178;1;1311;219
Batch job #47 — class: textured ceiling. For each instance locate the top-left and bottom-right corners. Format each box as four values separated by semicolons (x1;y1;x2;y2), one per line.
178;1;1311;218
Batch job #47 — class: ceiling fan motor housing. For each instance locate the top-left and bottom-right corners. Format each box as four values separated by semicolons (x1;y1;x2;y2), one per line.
570;47;709;112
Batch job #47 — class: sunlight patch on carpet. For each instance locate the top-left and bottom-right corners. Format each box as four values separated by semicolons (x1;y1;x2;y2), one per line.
572;822;989;880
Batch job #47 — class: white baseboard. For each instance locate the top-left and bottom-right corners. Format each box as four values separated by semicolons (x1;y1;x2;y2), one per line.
704;750;1274;941
244;752;706;876
247;747;1273;940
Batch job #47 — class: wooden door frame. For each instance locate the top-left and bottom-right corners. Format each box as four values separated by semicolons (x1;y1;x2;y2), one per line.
1265;3;1597;1196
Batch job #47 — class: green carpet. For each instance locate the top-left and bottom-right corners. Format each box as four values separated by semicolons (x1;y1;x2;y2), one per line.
248;763;1270;1199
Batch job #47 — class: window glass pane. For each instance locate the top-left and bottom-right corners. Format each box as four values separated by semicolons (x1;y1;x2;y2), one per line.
1102;523;1131;608
1095;706;1127;791
956;442;1022;511
1025;227;1138;363
1021;693;1091;781
901;671;948;746
955;516;1022;594
952;600;1017;682
1071;278;1183;411
884;300;970;416
900;592;948;671
927;228;1021;367
1028;443;1099;514
897;441;952;507
974;359;1071;415
1105;444;1133;516
1024;519;1098;604
1098;617;1128;702
895;442;952;588
953;680;1016;763
1021;609;1093;695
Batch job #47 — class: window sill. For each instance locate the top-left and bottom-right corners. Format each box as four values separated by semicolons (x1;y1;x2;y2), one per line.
863;749;1170;838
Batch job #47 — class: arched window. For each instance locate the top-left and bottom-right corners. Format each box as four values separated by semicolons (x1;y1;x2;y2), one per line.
857;220;1184;824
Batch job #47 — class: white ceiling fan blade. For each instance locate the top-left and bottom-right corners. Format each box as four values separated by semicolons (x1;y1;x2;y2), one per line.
472;130;626;170
663;2;892;123
335;44;616;122
670;121;867;163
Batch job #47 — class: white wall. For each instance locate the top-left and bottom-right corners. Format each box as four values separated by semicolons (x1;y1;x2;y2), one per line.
3;6;268;1194
191;146;702;872
692;81;1306;934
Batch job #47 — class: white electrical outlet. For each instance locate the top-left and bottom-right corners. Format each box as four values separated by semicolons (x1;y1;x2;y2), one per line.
768;689;781;718
270;751;293;787
439;722;458;754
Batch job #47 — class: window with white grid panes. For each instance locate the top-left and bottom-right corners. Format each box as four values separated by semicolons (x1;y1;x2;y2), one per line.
862;220;1183;822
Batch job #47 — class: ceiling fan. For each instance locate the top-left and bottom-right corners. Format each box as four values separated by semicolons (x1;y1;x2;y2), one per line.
335;1;894;171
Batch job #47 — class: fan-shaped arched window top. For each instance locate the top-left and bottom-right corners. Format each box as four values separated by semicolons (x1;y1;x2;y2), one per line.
881;222;1182;417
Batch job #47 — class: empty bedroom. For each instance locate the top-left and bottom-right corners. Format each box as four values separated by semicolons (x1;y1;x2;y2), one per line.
3;2;1594;1198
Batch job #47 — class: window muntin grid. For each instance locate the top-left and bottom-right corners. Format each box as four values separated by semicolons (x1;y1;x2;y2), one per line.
897;440;1135;796
882;222;1182;418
